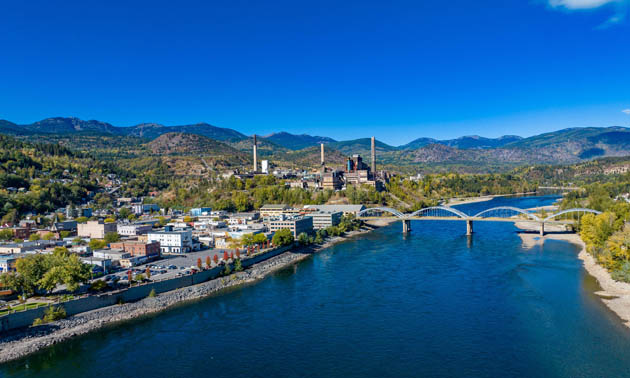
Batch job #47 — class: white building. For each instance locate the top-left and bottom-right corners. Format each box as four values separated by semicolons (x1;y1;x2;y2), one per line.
117;224;153;236
261;160;269;174
147;227;193;254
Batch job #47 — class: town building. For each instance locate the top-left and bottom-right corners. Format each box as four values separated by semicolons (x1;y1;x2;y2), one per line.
117;224;153;236
109;241;160;259
307;211;343;229
303;204;366;216
78;220;117;239
0;255;18;273
93;249;131;261
146;227;193;254
260;204;291;219
190;207;212;217
267;215;313;237
131;203;160;215
0;240;58;254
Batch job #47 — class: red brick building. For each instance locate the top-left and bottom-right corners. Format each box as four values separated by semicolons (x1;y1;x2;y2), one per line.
109;241;160;259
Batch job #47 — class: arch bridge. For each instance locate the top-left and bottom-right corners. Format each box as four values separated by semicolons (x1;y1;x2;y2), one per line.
356;206;601;235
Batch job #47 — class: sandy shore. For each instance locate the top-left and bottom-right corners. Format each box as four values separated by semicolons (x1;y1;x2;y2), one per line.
517;226;630;328
0;226;380;364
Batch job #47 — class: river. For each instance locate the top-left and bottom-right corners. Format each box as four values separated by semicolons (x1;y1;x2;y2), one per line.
3;195;630;377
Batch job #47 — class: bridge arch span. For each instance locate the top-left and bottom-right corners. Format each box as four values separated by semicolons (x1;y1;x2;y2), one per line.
543;208;602;222
356;207;405;219
473;206;541;222
410;206;468;219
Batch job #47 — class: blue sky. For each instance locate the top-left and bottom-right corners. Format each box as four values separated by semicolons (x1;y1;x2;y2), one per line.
1;0;629;145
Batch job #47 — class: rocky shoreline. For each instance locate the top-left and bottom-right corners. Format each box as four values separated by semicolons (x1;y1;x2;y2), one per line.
0;227;378;364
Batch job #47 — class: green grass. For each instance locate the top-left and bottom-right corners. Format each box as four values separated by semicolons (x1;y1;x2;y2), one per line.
0;302;46;316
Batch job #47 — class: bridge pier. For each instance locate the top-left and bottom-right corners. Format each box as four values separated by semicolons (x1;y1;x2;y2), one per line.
540;222;545;237
466;219;473;236
402;219;411;234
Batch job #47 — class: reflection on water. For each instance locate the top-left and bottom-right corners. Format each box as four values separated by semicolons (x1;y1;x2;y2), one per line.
4;196;630;378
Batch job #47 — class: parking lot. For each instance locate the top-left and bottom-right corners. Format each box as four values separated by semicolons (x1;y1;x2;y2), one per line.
100;248;243;283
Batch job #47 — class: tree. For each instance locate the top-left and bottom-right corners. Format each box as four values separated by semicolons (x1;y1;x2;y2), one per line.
206;256;211;268
0;229;14;241
197;258;202;270
29;233;41;241
104;232;120;244
146;266;151;279
75;216;88;224
213;254;219;264
241;233;255;247
253;233;268;245
42;232;55;241
297;232;310;246
183;216;193;223
272;228;294;247
59;230;71;239
223;251;229;261
581;212;616;251
118;207;131;219
89;239;107;250
234;259;243;272
104;217;116;223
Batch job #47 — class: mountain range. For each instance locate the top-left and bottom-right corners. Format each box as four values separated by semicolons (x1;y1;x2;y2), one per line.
2;117;630;171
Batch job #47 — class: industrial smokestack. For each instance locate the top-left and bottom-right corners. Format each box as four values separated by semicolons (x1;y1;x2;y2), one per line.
253;135;258;172
320;143;325;166
371;136;376;175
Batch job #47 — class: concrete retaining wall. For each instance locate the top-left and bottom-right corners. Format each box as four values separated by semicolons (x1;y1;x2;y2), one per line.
0;245;292;333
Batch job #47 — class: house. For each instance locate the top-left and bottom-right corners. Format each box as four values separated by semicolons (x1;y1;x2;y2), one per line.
267;216;313;237
78;220;117;239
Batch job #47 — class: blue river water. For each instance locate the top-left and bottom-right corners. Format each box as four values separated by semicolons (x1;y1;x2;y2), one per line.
3;195;630;377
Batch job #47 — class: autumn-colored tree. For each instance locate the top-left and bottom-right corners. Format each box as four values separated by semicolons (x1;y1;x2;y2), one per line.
223;251;229;261
127;270;132;283
236;250;241;259
146;266;151;279
230;251;234;260
206;256;211;268
213;254;219;264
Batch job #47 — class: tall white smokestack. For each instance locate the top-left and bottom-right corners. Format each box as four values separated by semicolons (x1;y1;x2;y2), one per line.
320;143;325;166
253;135;258;172
371;136;376;175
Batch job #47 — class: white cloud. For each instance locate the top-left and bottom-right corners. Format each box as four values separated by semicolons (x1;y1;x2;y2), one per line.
549;0;618;10
623;109;630;115
547;0;629;26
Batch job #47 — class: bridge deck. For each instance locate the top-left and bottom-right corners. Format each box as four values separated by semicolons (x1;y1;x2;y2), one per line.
360;216;572;224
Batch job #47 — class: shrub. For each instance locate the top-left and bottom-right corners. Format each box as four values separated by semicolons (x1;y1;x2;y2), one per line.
612;262;630;283
89;279;108;292
148;288;156;298
223;263;232;276
33;306;67;326
234;259;243;272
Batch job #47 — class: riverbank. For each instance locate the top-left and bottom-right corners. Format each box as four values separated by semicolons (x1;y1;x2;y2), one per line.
445;192;538;206
0;226;380;364
516;225;630;329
